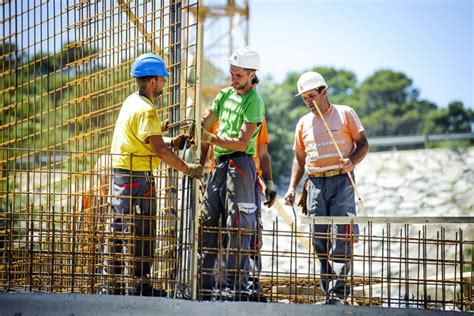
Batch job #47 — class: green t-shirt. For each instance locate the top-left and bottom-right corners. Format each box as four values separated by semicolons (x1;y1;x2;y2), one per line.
210;87;264;159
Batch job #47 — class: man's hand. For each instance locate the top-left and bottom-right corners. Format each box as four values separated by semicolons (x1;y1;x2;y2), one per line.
339;157;353;172
160;119;169;134
201;129;213;144
284;188;296;206
263;180;277;207
170;133;193;150
184;163;203;179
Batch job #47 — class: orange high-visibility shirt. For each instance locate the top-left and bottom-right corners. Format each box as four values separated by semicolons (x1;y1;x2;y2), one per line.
293;104;364;174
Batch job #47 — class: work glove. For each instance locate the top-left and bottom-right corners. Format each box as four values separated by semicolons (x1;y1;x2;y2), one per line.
160;119;169;133
170;133;193;150
297;180;309;215
263;180;277;208
284;189;296;206
201;128;214;144
184;163;203;179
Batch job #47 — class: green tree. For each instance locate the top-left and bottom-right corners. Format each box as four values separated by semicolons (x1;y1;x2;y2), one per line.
357;70;443;137
358;70;418;113
259;79;296;183
424;101;472;134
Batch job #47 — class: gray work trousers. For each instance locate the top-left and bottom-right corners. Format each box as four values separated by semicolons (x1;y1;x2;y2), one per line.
306;172;359;299
104;169;156;295
200;154;257;293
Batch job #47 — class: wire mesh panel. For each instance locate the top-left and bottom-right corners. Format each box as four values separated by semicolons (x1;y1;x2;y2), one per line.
198;220;474;312
0;0;199;297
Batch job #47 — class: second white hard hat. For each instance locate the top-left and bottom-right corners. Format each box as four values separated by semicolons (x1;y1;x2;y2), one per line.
228;47;260;71
295;71;328;96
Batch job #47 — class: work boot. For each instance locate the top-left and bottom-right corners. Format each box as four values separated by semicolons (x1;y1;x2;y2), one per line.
199;289;214;301
326;297;347;305
247;291;268;303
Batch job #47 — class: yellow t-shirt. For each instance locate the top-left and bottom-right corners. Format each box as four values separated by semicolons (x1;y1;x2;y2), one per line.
111;93;162;171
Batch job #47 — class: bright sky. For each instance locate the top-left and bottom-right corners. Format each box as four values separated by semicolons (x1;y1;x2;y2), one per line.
249;0;473;108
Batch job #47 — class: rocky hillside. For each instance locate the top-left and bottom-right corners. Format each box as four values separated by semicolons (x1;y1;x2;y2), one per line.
356;147;473;217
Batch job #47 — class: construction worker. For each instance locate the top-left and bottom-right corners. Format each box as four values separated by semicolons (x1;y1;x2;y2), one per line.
203;76;276;298
199;47;264;300
284;71;369;304
106;53;203;296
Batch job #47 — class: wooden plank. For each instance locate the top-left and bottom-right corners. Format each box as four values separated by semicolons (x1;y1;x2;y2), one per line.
300;216;474;225
273;200;312;252
351;271;473;295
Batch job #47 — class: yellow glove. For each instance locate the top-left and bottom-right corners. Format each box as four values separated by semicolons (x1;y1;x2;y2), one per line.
201;129;214;144
184;163;203;179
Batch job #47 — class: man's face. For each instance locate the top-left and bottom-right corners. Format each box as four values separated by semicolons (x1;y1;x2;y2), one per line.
229;65;254;92
301;87;325;112
151;76;166;98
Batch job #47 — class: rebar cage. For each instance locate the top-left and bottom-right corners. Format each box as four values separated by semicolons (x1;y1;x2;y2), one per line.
1;0;473;313
1;0;199;297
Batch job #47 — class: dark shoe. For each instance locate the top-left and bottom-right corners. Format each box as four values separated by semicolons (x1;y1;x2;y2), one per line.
131;285;167;297
233;292;248;302
151;288;168;297
326;297;346;305
199;290;214;301
101;282;124;295
247;292;268;302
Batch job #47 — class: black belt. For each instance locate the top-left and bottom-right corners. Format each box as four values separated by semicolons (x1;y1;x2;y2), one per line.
215;151;250;164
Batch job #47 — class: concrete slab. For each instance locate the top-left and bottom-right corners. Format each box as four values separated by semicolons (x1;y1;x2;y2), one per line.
0;293;469;316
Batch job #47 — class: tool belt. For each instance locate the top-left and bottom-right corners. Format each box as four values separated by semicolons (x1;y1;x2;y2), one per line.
215;151;250;164
308;169;347;178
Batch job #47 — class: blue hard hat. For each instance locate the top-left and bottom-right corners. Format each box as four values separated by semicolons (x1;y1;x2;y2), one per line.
130;53;170;77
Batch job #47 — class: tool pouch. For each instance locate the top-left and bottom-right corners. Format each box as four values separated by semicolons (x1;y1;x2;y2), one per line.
297;178;309;215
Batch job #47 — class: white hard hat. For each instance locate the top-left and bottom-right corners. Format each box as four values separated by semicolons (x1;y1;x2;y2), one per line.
228;47;260;71
295;71;328;97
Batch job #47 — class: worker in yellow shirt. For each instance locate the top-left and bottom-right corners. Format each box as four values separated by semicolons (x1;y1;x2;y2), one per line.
105;53;203;296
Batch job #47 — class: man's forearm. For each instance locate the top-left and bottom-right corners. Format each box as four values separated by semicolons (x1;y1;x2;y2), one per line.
210;135;249;152
259;153;272;182
349;138;369;166
155;145;188;173
288;158;304;191
200;142;210;166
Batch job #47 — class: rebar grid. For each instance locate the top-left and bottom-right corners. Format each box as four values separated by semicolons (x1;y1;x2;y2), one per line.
198;221;473;311
1;0;199;297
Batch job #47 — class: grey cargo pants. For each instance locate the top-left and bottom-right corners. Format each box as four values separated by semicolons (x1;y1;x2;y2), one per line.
104;169;156;295
306;172;359;299
199;154;257;294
